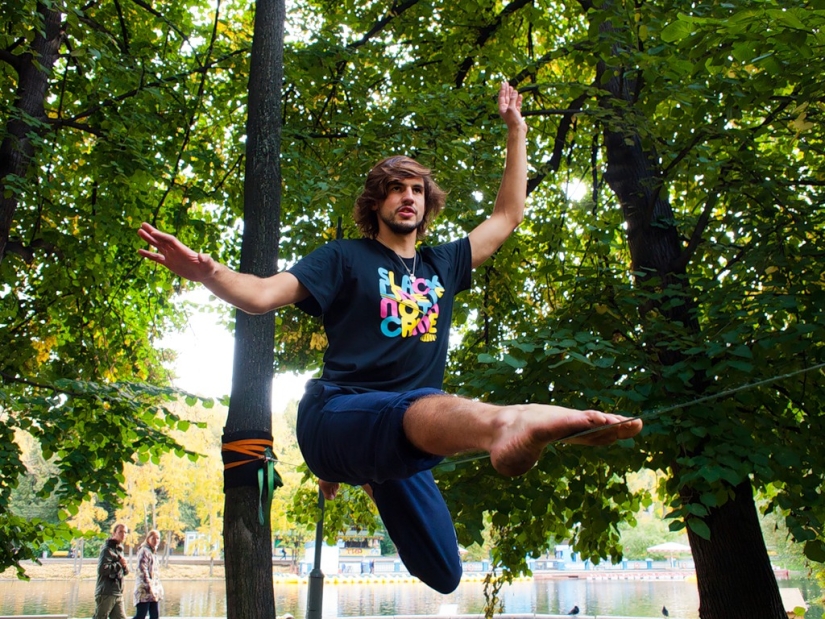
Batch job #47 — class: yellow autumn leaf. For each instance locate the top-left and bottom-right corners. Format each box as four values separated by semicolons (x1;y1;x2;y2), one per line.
32;335;57;364
310;331;328;350
791;111;815;133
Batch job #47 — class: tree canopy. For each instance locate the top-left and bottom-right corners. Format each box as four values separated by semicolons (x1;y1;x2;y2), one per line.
0;0;241;574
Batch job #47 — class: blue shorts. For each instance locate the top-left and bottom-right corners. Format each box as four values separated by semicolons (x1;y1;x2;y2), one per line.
296;380;445;485
296;380;462;593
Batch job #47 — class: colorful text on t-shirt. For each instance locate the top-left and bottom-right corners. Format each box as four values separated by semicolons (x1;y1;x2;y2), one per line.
378;267;445;341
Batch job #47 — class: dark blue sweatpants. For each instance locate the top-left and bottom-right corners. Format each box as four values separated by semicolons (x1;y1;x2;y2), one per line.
296;380;463;594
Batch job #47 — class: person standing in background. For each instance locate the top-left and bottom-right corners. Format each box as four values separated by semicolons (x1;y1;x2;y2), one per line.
93;523;130;619
132;530;164;619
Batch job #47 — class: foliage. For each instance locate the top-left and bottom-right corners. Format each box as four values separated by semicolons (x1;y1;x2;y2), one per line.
1;0;244;574
761;502;811;573
5;397;214;565
114;399;220;550
618;514;685;561
0;378;207;574
270;401;316;552
7;397;312;561
288;466;379;545
9;431;60;524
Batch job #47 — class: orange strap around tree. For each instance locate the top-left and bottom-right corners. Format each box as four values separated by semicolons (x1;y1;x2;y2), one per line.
222;438;274;469
222;437;283;525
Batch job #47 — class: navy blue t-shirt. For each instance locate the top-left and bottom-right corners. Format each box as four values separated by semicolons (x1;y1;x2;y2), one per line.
288;237;472;392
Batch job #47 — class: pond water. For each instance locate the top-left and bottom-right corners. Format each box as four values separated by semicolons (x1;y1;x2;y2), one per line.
0;576;820;618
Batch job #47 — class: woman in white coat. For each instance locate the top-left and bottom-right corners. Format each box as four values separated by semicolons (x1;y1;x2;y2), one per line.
132;530;164;619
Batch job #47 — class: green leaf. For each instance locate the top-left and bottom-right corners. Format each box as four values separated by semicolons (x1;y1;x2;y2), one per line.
688;518;711;540
661;20;693;43
804;540;825;563
668;520;687;532
503;354;527;369
686;503;709;518
765;9;807;30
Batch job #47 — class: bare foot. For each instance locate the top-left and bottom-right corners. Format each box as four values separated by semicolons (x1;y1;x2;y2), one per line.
489;405;642;477
319;479;339;500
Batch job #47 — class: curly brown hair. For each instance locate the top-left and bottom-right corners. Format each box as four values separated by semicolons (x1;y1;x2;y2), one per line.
353;156;447;239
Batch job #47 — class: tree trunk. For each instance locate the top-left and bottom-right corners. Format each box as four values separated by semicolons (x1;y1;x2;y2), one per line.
222;0;286;618
595;11;784;618
685;480;786;618
224;486;278;619
0;2;62;264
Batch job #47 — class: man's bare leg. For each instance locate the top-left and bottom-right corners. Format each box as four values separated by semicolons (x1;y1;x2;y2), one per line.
402;395;643;477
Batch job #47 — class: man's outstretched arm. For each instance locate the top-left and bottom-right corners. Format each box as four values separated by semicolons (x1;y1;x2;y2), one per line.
468;81;529;269
137;222;309;314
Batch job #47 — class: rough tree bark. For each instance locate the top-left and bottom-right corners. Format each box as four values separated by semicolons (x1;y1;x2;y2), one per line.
0;2;62;264
685;480;785;618
595;11;786;619
222;0;286;618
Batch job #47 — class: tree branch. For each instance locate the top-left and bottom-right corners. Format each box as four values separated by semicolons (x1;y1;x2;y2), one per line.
523;108;586;116
349;0;421;50
454;0;533;88
672;191;718;272
2;240;34;263
312;0;421;131
661;122;722;178
46;117;105;136
0;48;22;72
126;0;203;66
63;49;246;124
591;132;600;207
112;0;131;54
527;93;589;195
511;39;596;86
0;371;72;393
669;97;798;270
783;179;825;187
150;0;222;226
295;132;351;139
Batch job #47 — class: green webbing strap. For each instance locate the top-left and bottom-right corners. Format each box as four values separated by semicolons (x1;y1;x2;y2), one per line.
257;447;284;525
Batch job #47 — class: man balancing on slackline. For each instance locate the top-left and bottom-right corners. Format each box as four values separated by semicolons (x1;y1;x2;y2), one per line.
137;82;643;594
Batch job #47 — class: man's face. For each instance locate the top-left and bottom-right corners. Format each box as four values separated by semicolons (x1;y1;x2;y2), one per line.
374;177;426;236
112;525;127;543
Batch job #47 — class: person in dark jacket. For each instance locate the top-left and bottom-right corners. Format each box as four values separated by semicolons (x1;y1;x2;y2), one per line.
93;523;130;619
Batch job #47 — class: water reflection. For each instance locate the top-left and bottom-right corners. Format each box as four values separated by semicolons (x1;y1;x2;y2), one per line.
0;577;819;618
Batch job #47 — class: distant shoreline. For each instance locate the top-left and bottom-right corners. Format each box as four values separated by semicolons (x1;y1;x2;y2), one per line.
1;558;232;582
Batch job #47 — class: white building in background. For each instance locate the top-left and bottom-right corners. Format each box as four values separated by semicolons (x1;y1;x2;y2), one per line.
301;542;340;574
183;531;220;556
